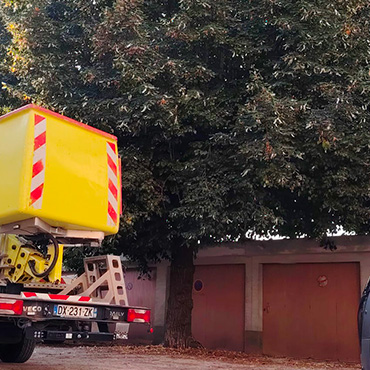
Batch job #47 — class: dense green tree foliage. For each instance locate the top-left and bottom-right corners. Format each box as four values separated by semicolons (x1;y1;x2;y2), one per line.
1;0;370;346
0;17;19;113
235;0;370;239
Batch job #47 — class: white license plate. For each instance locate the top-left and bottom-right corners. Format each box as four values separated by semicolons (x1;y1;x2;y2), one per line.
53;305;97;319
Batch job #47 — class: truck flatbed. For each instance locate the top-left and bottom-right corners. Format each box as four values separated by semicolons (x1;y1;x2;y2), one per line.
0;292;151;359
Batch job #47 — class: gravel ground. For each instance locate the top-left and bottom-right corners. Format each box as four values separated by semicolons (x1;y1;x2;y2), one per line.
0;345;362;370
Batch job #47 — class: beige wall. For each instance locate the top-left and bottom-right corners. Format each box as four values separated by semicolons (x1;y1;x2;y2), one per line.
140;235;370;350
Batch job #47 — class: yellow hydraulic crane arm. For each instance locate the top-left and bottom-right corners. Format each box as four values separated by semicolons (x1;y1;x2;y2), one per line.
0;234;63;284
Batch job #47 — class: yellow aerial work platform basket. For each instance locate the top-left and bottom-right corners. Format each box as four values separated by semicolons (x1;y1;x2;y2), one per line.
0;105;121;244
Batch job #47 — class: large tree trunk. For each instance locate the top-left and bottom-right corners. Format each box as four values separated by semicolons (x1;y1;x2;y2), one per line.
164;243;195;348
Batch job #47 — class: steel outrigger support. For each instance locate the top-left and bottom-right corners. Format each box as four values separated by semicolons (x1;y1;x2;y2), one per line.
60;255;128;306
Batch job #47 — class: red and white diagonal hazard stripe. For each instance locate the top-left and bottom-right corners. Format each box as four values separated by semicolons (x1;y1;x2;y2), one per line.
21;292;91;302
107;142;119;226
29;114;47;209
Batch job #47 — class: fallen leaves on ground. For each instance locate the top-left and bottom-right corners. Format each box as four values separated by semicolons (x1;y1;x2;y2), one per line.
105;344;360;369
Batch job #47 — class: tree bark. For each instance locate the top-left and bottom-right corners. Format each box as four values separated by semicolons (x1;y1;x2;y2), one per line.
164;243;195;348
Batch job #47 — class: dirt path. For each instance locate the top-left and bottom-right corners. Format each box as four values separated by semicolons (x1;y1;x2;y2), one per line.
0;345;362;370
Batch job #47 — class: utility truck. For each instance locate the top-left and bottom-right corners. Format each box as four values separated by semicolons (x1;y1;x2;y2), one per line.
0;105;151;363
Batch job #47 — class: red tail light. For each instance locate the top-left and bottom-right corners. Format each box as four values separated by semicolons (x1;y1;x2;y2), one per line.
0;299;23;315
127;309;150;323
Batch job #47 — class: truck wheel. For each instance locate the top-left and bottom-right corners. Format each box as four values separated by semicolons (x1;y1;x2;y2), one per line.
0;336;36;363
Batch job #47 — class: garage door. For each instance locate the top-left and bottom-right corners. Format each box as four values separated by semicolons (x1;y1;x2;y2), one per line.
124;268;156;342
192;264;245;351
263;263;360;362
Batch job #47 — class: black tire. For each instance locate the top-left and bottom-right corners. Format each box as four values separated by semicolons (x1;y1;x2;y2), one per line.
0;336;36;363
